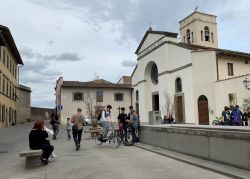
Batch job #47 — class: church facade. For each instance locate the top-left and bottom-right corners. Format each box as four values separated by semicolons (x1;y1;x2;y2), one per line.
132;11;250;124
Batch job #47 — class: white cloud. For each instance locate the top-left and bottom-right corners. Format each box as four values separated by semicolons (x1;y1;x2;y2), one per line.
1;0;250;107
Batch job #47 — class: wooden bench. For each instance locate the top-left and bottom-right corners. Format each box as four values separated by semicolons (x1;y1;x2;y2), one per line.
84;128;102;138
19;149;43;168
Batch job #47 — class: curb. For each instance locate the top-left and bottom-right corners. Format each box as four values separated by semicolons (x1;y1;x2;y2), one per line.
134;144;248;179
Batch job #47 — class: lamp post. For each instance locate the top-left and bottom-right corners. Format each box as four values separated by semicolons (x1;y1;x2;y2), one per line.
243;78;250;90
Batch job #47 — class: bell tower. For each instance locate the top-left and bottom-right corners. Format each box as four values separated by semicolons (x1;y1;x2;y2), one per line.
179;11;218;48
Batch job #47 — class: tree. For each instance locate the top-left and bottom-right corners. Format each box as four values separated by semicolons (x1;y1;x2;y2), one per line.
242;98;250;111
161;90;175;116
84;91;95;119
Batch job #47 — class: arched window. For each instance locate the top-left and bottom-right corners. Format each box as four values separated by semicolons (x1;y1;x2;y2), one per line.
151;63;158;84
186;29;191;44
211;32;214;43
136;90;139;101
204;26;210;41
201;31;203;41
175;77;182;93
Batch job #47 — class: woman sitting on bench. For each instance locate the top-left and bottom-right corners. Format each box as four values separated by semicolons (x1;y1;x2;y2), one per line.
29;118;54;165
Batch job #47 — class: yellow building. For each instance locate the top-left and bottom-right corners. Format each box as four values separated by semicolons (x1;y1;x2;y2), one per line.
0;25;23;128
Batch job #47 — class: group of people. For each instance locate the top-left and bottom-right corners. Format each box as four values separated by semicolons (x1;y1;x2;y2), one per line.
162;114;175;124
97;105;140;143
221;105;250;126
28;105;140;165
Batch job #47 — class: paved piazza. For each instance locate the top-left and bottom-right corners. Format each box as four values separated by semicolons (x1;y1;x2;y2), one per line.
0;122;231;179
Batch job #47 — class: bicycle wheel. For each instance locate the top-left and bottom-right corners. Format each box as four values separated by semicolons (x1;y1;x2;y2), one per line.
95;133;103;145
212;120;218;125
109;134;120;149
123;130;134;146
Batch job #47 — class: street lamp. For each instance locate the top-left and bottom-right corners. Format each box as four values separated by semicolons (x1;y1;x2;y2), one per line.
243;78;250;90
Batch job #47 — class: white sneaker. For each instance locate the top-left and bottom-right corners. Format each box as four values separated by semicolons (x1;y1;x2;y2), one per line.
51;153;57;158
48;158;53;162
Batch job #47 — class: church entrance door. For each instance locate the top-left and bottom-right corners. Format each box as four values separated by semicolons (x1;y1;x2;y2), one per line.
198;95;209;125
175;94;184;123
152;93;159;111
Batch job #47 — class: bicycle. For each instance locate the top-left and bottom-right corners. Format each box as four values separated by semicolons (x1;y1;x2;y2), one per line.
95;122;120;149
212;117;224;125
117;124;134;146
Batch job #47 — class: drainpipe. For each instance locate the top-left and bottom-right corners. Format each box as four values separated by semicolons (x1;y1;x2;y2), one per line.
216;52;220;81
130;88;133;106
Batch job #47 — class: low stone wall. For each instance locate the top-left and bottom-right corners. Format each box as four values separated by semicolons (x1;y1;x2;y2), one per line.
31;107;54;121
140;125;250;170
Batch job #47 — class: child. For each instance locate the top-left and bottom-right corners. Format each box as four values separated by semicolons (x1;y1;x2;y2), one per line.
65;118;72;140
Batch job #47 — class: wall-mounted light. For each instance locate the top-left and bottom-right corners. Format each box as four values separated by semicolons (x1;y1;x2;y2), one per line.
243;78;250;90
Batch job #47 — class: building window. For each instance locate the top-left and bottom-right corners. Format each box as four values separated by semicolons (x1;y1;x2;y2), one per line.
204;26;210;41
228;93;237;106
73;92;83;101
211;32;214;43
151;63;158;84
227;63;234;76
7;55;9;68
191;32;194;43
186;29;191;44
175;77;182;93
183;36;185;43
201;31;203;41
0;74;1;92
96;91;103;102
114;93;124;101
3;49;5;64
136;90;139;101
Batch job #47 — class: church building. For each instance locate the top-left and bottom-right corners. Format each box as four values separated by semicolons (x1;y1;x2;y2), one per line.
132;11;250;125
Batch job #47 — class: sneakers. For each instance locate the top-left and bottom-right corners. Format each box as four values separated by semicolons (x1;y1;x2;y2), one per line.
40;157;48;165
48;158;53;162
51;153;57;158
76;144;80;151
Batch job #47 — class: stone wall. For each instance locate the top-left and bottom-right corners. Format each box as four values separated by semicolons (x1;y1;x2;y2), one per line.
140;125;250;170
31;107;54;121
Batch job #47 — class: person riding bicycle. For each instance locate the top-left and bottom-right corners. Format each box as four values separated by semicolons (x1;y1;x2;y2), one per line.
100;105;114;139
117;107;128;141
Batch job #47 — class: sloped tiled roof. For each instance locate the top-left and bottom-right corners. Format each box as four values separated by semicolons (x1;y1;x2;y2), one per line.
0;25;23;64
171;42;250;58
61;79;132;89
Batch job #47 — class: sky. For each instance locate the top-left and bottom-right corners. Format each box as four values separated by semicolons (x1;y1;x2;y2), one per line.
0;0;250;108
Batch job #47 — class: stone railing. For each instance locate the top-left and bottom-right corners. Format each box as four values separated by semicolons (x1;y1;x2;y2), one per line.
140;124;250;170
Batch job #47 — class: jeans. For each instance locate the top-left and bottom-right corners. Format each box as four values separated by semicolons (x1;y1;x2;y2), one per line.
52;125;59;139
67;129;71;139
72;128;83;147
42;144;54;159
100;120;110;137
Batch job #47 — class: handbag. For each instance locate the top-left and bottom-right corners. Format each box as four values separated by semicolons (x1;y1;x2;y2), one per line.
72;125;78;131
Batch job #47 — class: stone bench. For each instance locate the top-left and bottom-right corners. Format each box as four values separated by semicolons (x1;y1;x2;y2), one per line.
19;149;43;168
84;128;102;138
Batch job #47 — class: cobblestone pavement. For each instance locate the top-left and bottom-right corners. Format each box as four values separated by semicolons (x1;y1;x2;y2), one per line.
0;122;232;179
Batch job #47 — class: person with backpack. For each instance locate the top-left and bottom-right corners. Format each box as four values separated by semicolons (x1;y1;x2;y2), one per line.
100;105;113;139
230;105;243;126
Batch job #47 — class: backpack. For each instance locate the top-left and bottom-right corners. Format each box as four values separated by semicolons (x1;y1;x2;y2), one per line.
232;110;241;122
97;110;106;121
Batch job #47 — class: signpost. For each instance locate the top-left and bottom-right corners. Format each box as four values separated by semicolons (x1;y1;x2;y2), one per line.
58;105;63;111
